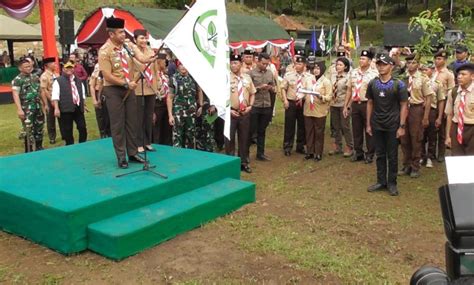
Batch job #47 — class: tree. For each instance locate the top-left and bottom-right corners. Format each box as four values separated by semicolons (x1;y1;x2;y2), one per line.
373;0;387;23
409;8;444;58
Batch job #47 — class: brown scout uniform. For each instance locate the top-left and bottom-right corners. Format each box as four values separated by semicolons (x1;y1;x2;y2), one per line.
422;77;446;160
304;75;332;157
153;70;172;145
225;72;256;167
40;69;56;142
434;66;455;160
446;82;474;155
90;64;110;138
331;72;353;151
347;67;379;160
282;71;312;153
98;38;139;162
401;71;434;172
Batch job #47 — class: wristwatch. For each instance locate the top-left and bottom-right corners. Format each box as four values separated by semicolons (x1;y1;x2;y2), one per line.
399;124;406;129
123;82;129;89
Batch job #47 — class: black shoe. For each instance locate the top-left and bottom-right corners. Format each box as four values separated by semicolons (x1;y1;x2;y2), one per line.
365;156;374;164
351;155;364;162
128;155;146;163
304;154;314;160
284;150;291;156
241;165;252;173
388;184;399;196
49;139;56;144
296;148;306;154
314;155;322;161
398;166;411;176
437;156;445;163
367;183;387;192
256;154;271;161
145;145;156;152
410;170;420;178
118;160;128;169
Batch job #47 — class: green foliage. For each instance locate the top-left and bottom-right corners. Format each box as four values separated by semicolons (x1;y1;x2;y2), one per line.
409;8;444;58
453;5;474;53
154;0;188;9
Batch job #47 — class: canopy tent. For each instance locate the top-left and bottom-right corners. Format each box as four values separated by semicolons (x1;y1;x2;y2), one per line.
0;14;42;41
32;15;81;37
76;6;292;50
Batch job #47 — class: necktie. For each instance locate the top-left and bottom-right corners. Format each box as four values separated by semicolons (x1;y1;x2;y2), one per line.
70;76;80;106
353;70;363;102
457;89;466;145
237;76;246;111
296;74;303;107
117;48;130;82
408;75;413;93
310;79;317;111
159;71;169;99
144;65;153;86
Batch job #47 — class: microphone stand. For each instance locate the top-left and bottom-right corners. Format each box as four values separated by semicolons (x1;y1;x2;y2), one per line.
117;46;167;179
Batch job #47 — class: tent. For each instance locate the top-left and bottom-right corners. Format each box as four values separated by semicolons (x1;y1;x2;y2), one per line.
75;6;292;50
274;14;308;32
32;15;81;37
0;14;42;41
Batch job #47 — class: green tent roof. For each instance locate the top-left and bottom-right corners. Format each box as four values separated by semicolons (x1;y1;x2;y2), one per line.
122;6;290;42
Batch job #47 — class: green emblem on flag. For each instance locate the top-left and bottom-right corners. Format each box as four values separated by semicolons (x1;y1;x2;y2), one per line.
193;10;218;67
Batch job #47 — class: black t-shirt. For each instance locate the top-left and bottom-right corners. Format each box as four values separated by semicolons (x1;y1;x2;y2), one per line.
366;77;408;131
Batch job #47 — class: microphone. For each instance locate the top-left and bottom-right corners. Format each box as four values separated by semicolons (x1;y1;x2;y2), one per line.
123;42;135;57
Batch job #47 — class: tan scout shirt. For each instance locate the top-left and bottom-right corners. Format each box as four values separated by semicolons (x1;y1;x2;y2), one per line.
304;75;332;117
446;83;474;125
282;71;312;101
241;63;256;75
90;64;103;91
331;73;349;107
132;45;158;96
434;67;455;95
347;67;379;102
98;39;135;87
40;69;56;100
428;77;446;109
230;72;256;110
407;71;434;105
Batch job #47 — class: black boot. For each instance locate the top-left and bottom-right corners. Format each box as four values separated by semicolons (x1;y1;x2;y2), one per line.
35;140;44;151
24;138;29;153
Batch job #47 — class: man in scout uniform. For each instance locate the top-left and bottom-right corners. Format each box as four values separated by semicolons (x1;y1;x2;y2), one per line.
433;49;456;162
241;48;256;74
90;63;110;138
448;45;471;80
445;63;474;155
12;57;46;152
98;17;146;169
420;61;446;168
281;56;311;156
284;49;305;76
40;57;57;144
225;54;256;173
153;52;173;146
167;63;203;149
343;50;379;163
398;54;434;178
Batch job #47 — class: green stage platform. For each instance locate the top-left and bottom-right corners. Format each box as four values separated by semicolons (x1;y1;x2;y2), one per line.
0;139;256;260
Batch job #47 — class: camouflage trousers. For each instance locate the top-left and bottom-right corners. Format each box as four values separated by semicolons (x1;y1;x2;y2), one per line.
172;115;196;149
22;108;44;142
196;116;215;152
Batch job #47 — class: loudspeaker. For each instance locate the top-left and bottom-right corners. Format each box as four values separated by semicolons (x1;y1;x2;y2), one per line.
58;9;75;45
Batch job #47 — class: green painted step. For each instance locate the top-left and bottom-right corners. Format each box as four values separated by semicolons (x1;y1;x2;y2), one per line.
87;178;256;260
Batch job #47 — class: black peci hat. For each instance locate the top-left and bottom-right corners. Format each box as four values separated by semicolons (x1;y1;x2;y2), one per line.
456;63;474;73
106;17;125;29
433;49;448;58
242;48;254;55
43;57;56;64
360;49;374;59
295;56;306;63
336;51;346;57
230;54;242;62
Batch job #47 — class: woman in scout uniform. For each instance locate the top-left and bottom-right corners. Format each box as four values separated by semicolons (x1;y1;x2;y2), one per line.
304;60;332;161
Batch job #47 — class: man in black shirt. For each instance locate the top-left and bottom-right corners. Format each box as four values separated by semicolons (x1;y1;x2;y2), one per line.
366;53;409;196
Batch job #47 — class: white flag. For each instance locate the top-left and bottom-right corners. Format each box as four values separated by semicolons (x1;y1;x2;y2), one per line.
164;0;231;138
318;25;326;52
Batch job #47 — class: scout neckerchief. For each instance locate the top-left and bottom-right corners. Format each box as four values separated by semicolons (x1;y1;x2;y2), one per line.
115;47;130;83
236;75;246;111
70;75;80;106
408;73;414;93
159;71;169;99
311;77;323;111
352;69;365;102
296;72;304;107
457;87;467;145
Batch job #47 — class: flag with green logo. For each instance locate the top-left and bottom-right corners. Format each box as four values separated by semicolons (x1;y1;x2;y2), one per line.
164;0;231;137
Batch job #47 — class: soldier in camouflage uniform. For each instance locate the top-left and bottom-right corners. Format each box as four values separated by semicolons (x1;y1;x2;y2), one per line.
196;92;216;152
167;64;203;148
12;58;46;152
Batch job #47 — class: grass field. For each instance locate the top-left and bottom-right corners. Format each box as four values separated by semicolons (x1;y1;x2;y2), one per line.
0;97;449;284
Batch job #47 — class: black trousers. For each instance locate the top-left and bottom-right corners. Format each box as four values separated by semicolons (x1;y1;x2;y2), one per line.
283;100;305;152
250;107;272;156
136;95;156;147
214;117;225;149
225;113;250;166
352;102;374;158
152;99;172;145
374;129;399;186
46;100;57;141
58;106;87;146
94;94;111;138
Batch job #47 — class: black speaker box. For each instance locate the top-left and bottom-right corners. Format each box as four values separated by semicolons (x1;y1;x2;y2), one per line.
58;9;75;45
